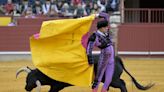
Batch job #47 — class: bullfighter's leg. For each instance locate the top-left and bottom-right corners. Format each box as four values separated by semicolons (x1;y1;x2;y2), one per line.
102;61;114;91
92;53;108;91
101;46;115;92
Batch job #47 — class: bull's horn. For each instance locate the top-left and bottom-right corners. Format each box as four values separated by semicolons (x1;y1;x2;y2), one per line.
16;66;31;78
36;80;41;92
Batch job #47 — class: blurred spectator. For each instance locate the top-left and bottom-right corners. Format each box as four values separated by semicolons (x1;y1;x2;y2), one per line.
91;2;100;14
0;0;7;5
21;1;28;15
12;0;23;4
61;2;72;17
15;0;25;14
72;0;81;6
0;5;5;15
28;0;36;14
12;4;21;16
40;0;46;5
42;1;50;15
0;0;118;17
68;1;75;15
47;4;58;17
106;0;120;12
35;0;43;15
92;0;98;4
97;0;106;12
84;1;91;15
28;0;35;6
24;5;36;18
74;3;87;18
65;0;71;5
56;1;64;14
50;0;55;4
4;0;14;15
100;0;107;5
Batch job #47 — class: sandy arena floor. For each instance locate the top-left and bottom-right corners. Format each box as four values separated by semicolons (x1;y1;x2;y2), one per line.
0;58;164;92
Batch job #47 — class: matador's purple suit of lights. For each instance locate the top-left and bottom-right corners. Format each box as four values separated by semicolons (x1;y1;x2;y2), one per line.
86;12;115;92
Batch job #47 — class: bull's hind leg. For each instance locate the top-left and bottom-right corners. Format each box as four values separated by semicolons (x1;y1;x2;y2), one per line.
110;79;127;92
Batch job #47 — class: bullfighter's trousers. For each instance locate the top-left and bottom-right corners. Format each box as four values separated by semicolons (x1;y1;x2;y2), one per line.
94;45;115;90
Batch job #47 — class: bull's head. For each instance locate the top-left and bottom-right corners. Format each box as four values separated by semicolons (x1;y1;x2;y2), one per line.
16;67;41;92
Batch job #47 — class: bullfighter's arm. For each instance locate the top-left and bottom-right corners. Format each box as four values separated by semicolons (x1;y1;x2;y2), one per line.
86;33;96;65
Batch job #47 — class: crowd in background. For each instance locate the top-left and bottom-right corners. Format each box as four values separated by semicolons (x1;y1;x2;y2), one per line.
0;0;120;18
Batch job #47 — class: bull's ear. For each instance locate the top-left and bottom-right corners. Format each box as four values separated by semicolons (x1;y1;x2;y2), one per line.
36;80;41;92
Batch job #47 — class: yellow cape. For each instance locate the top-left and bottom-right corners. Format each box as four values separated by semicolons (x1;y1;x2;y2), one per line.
30;15;95;87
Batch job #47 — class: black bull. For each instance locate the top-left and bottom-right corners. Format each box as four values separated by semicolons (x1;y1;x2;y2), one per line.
16;56;154;92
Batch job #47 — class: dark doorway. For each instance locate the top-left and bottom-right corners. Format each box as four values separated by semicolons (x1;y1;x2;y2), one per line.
140;0;164;8
140;0;164;23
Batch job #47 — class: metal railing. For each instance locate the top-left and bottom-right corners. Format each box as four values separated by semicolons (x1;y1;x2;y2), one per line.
123;8;164;23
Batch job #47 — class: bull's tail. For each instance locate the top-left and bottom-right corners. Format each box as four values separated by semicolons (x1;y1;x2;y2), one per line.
115;56;155;90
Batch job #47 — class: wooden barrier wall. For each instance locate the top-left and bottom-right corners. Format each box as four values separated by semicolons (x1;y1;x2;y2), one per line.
0;25;40;51
0;17;97;51
118;23;164;56
0;17;164;56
